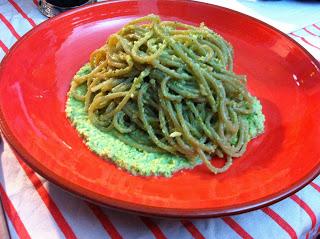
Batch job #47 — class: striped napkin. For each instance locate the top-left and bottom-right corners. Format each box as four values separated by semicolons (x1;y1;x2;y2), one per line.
0;1;320;239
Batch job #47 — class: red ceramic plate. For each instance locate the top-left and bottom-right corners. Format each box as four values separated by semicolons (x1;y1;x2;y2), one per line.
0;0;320;218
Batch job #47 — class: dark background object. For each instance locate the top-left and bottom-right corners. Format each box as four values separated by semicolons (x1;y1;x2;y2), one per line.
46;0;91;8
38;0;97;17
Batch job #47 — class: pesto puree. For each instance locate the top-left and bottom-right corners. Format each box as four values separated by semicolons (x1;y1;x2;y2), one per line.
66;65;265;177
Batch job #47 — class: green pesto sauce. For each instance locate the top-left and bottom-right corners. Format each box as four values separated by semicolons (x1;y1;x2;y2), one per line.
66;64;265;177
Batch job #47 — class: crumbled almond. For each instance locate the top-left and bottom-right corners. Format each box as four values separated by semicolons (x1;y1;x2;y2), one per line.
169;131;182;137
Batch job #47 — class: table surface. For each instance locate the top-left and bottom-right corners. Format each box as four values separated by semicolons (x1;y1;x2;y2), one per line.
0;1;320;239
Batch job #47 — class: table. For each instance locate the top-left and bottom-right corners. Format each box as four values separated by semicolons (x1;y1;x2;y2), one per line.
0;1;319;238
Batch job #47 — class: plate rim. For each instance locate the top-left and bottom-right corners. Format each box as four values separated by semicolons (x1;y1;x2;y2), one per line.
0;0;319;218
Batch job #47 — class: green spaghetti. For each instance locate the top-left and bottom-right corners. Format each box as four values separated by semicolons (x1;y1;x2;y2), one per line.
69;14;265;174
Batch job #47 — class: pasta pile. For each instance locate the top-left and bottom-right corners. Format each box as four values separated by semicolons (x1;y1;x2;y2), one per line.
70;14;255;174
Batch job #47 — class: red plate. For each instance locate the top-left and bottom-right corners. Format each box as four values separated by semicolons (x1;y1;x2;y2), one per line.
0;0;320;218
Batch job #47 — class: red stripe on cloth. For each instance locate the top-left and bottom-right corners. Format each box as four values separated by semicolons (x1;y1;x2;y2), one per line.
181;220;205;239
290;194;316;229
8;0;36;27
313;24;320;31
222;217;253;239
262;207;298;239
310;182;320;193
33;0;38;6
0;184;31;239
303;27;319;37
0;40;9;54
305;231;309;239
140;217;167;239
87;203;123;239
16;158;77;239
290;32;320;51
0;14;20;39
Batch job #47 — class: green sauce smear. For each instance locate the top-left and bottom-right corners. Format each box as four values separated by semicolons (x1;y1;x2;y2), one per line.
66;65;265;177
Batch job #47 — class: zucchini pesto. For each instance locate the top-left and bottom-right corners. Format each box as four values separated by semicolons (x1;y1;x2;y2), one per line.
66;15;265;177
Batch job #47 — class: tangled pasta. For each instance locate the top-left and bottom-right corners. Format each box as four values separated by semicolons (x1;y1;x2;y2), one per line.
70;14;256;174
